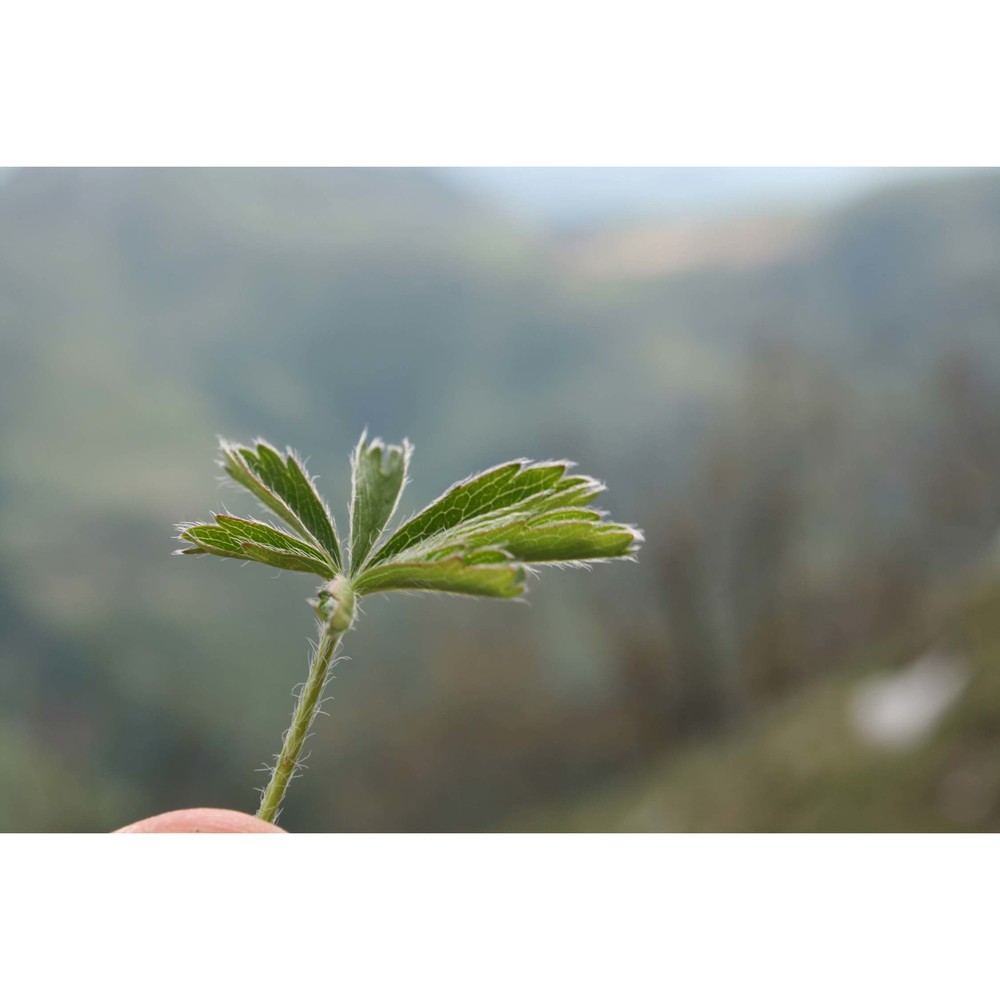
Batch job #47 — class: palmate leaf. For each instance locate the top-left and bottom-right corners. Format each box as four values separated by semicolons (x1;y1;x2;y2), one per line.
349;432;411;573
219;439;342;570
179;434;641;601
177;514;336;577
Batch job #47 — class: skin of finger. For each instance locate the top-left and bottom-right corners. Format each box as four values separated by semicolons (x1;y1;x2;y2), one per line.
114;807;286;833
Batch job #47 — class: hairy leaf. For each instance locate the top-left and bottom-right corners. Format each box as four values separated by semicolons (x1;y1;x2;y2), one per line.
369;461;599;565
177;515;334;577
181;438;641;600
455;509;639;563
349;432;411;573
220;439;342;569
353;547;527;599
363;459;639;577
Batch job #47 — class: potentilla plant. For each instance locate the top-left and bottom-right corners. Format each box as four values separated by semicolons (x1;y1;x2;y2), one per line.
177;433;642;825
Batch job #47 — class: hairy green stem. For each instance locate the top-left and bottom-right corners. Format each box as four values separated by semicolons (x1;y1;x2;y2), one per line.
256;625;343;824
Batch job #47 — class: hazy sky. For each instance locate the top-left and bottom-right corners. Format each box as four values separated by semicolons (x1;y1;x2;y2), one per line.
0;166;961;227
441;167;944;226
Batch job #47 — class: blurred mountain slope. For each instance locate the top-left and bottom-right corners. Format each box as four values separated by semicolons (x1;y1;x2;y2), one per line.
1;167;1000;830
511;571;1000;833
3;167;1000;510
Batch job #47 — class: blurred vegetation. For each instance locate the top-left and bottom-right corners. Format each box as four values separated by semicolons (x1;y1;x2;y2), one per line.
1;167;999;831
512;571;1000;832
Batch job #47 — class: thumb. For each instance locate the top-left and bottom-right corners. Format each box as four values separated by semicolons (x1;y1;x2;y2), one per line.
114;807;286;833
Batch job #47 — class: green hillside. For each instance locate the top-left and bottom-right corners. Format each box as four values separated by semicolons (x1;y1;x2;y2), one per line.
513;572;1000;833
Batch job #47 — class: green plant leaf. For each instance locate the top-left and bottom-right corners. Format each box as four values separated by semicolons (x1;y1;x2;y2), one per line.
354;459;642;597
349;432;411;573
353;546;527;599
220;439;342;569
447;508;639;563
182;441;640;599
177;514;335;577
365;460;638;565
